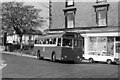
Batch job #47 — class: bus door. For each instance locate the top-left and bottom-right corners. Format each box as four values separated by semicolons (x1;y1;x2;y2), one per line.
62;38;74;59
73;39;83;57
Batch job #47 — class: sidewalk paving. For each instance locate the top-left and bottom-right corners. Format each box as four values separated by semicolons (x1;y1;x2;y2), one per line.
2;51;37;59
2;51;89;63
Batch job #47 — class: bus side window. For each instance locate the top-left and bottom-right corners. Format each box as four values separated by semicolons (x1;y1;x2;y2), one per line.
53;38;56;44
35;40;37;44
57;38;61;46
49;39;53;44
43;39;46;44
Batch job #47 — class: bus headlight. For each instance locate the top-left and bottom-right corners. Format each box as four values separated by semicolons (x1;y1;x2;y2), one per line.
61;57;64;60
77;56;80;59
65;56;67;58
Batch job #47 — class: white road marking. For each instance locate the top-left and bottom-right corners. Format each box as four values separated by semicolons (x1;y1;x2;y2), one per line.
0;60;7;69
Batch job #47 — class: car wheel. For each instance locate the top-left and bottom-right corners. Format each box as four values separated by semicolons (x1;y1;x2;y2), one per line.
51;52;56;62
107;59;112;64
89;58;94;63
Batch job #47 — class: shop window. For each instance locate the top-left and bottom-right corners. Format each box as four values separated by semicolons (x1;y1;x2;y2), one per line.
88;37;97;51
107;37;114;56
90;37;97;42
98;36;107;42
107;37;114;42
98;37;107;51
116;43;120;53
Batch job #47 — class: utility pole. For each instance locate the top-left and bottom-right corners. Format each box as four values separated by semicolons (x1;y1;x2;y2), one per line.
49;0;52;29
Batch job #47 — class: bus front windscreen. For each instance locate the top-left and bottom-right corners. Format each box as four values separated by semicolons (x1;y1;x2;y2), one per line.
63;38;72;47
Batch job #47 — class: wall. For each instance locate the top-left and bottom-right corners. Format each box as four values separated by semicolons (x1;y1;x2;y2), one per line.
51;1;119;29
118;1;120;27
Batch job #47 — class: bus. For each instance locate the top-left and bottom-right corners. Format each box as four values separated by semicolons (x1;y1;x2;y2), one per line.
33;32;84;63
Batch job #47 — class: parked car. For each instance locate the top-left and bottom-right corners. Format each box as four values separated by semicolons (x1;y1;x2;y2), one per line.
5;43;20;52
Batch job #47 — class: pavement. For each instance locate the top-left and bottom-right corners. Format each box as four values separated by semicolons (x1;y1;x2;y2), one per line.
1;51;37;59
0;60;7;69
1;51;89;63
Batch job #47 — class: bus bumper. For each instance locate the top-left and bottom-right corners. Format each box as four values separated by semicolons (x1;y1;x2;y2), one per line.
61;55;82;63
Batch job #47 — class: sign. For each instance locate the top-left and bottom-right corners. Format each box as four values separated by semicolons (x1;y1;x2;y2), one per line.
66;0;74;7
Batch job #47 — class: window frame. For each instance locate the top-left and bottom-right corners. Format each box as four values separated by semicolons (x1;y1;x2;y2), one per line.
96;9;107;26
67;12;75;28
62;38;73;48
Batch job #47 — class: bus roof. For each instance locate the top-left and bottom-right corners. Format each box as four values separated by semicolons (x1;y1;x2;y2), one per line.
35;32;83;39
36;33;64;39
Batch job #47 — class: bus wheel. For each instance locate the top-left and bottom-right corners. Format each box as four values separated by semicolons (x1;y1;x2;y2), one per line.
106;59;112;64
89;58;94;63
37;50;41;60
51;52;56;62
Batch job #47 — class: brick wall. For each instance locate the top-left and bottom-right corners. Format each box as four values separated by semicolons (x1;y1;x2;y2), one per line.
51;1;119;29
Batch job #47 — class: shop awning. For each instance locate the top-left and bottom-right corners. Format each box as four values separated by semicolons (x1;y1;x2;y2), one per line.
81;32;120;37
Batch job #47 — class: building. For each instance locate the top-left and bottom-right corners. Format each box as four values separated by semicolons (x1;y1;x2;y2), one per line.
47;0;120;57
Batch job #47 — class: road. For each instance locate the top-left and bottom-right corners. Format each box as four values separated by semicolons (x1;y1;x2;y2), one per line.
2;53;119;78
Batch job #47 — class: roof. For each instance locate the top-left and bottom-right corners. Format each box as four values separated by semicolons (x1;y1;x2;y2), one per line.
36;33;64;39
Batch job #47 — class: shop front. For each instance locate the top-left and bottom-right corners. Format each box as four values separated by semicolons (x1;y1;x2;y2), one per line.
81;30;120;64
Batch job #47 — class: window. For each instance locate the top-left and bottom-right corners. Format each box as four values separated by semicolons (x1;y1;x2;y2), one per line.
116;37;120;41
35;38;56;45
67;12;74;28
57;38;61;46
93;3;109;27
96;0;107;3
116;43;120;53
107;37;114;56
90;37;97;42
74;40;78;47
66;0;74;7
49;38;56;44
97;9;107;26
63;38;72;47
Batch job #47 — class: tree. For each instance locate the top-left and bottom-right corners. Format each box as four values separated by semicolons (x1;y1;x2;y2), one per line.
1;2;45;52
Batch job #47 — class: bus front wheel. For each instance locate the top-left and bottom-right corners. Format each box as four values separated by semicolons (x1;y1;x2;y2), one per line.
51;52;56;62
89;58;94;63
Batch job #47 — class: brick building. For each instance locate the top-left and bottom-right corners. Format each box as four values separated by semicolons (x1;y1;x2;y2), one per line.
47;0;120;58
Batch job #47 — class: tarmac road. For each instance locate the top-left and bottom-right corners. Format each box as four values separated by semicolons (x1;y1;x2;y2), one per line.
2;53;119;78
